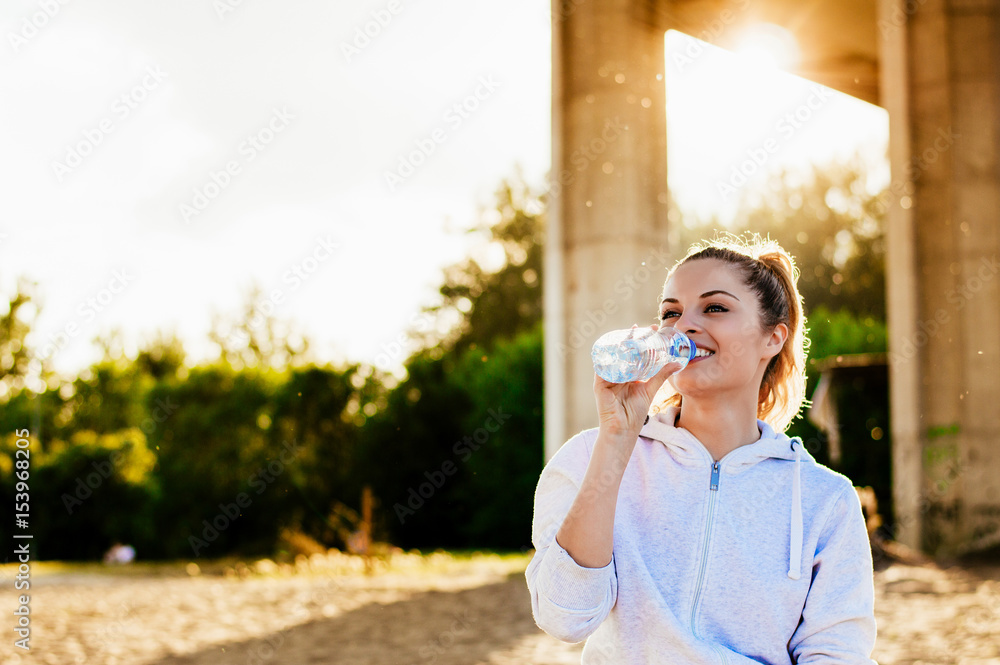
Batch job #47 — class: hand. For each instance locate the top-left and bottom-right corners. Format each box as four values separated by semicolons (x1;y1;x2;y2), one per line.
593;324;681;439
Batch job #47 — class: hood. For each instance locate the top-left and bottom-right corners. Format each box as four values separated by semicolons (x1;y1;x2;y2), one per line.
639;406;808;580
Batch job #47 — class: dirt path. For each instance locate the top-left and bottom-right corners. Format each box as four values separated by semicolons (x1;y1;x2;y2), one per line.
1;552;997;664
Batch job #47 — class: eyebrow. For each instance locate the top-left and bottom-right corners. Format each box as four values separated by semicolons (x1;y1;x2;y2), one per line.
660;290;741;304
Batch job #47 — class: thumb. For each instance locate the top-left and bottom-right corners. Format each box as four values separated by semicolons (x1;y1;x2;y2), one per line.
644;359;679;400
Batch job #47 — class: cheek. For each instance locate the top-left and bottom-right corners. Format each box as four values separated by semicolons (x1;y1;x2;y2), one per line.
716;319;760;358
715;333;759;372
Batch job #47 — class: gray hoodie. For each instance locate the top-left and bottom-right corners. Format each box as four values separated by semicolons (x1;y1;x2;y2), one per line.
525;406;877;664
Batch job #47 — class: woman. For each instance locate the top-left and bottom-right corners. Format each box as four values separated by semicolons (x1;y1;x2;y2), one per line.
525;236;877;664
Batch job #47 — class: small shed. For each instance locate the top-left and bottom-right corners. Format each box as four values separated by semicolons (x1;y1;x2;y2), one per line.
807;353;891;525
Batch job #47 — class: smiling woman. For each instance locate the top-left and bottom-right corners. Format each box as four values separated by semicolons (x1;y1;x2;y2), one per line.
526;233;878;664
654;234;808;436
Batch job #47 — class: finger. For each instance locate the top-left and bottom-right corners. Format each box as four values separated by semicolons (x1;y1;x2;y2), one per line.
593;372;609;389
645;360;680;397
593;372;619;392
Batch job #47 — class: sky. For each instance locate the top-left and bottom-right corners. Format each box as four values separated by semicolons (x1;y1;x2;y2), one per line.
0;1;887;387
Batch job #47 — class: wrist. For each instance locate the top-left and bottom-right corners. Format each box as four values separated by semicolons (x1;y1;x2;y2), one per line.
597;422;633;441
598;413;648;438
593;428;638;462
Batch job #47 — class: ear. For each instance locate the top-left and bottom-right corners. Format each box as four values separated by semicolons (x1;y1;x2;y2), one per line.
763;322;789;360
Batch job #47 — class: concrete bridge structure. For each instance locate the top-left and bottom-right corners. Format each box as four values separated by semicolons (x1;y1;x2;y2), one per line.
543;0;1000;556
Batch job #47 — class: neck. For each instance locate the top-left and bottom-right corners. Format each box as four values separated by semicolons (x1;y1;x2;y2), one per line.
676;397;762;462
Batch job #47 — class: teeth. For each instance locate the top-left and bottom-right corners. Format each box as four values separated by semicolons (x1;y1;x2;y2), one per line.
694;348;715;358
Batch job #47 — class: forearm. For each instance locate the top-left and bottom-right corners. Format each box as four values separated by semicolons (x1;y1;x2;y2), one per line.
555;429;634;568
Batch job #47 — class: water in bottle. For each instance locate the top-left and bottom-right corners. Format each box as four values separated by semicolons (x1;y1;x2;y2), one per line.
592;326;697;383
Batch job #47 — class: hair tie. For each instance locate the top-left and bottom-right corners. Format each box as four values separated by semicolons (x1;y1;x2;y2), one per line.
757;255;780;274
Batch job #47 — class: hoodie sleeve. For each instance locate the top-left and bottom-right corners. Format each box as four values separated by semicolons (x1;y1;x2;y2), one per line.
524;431;618;643
789;483;878;664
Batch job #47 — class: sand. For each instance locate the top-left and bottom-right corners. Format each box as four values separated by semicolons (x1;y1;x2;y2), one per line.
0;551;997;664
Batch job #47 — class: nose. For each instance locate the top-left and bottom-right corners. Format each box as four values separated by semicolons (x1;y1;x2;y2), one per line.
672;308;701;335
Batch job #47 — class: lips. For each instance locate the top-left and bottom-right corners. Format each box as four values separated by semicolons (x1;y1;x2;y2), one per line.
689;346;716;363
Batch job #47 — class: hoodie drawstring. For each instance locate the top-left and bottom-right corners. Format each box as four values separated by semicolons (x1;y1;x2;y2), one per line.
787;439;802;580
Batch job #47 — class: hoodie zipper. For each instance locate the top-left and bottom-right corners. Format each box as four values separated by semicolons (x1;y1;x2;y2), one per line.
690;460;721;636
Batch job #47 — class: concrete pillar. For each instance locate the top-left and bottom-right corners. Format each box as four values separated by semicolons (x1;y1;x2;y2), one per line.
880;0;1000;556
545;0;672;460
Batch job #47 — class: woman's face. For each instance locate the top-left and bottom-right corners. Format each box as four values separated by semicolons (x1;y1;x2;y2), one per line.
658;258;786;400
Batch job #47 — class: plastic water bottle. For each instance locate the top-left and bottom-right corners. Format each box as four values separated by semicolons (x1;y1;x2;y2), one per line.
591;326;697;383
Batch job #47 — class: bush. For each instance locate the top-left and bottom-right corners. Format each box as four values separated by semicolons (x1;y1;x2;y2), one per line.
0;428;158;561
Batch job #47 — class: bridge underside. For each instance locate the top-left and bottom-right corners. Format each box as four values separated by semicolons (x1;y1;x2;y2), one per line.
546;0;1000;556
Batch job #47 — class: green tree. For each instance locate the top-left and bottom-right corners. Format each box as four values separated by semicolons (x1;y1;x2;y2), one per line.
806;305;887;359
360;353;474;548
363;174;546;549
209;284;310;370
28;428;158;561
1;278;38;397
0;407;160;561
414;177;544;355
144;364;278;558
64;363;146;436
136;330;187;380
268;364;385;549
450;321;543;549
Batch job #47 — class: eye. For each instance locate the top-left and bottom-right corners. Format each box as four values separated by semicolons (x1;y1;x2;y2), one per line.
660;304;727;321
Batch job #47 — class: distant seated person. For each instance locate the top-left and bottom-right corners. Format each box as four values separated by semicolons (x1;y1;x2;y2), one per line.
103;542;136;565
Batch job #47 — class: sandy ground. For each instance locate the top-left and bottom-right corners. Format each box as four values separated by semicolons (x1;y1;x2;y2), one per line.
1;551;998;665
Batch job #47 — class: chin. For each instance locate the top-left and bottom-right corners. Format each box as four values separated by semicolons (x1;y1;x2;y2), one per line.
672;365;752;398
668;373;715;398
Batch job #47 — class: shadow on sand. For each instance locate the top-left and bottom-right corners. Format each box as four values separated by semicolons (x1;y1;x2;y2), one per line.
149;570;546;665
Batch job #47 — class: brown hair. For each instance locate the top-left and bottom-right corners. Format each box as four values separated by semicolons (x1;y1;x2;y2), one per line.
653;233;810;432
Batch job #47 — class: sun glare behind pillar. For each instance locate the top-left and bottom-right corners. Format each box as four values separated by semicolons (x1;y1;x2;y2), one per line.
732;23;801;71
